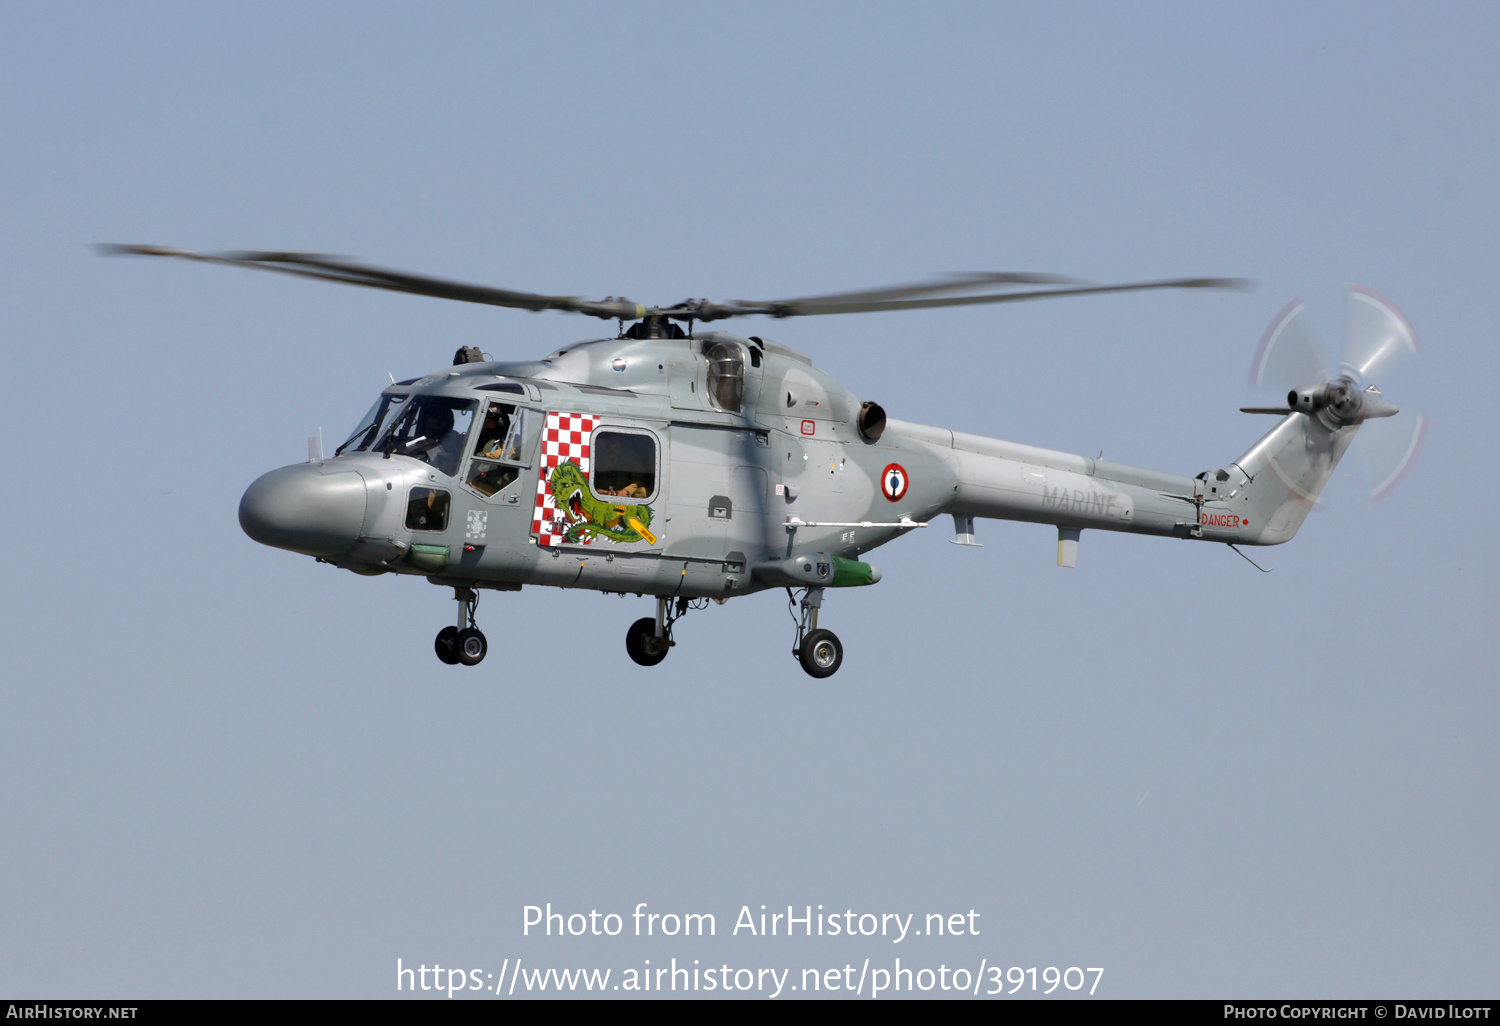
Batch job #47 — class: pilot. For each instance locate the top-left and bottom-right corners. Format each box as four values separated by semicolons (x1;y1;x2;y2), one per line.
473;405;511;459
409;404;465;473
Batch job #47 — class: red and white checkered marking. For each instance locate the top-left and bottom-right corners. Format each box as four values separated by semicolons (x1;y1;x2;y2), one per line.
532;412;598;546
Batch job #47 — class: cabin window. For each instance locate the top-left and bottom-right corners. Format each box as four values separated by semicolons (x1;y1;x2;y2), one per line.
591;430;657;500
405;487;451;531
705;341;745;413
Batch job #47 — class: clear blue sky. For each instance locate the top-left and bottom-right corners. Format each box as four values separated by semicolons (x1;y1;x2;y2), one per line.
2;1;1495;998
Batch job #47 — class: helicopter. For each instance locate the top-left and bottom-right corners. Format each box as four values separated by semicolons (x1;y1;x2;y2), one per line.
106;246;1422;677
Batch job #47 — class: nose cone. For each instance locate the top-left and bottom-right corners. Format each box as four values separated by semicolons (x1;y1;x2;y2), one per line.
239;464;366;557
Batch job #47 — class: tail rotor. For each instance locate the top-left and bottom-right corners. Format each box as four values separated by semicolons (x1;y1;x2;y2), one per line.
1246;286;1426;502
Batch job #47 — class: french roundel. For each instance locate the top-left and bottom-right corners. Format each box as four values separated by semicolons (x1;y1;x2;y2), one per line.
881;463;909;502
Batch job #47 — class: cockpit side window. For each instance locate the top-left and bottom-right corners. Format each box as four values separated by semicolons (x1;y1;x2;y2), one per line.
705;341;745;413
472;401;514;458
335;393;406;455
465;401;529;497
592;429;657;500
376;396;477;477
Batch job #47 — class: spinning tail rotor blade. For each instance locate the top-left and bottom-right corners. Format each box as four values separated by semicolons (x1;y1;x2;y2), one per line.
1355;409;1428;502
1342;285;1419;386
1249;300;1327;391
1342;286;1425;500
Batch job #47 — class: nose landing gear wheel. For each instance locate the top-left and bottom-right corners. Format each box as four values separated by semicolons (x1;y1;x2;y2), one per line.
799;628;842;678
435;625;460;665
454;627;487;666
625;617;670;667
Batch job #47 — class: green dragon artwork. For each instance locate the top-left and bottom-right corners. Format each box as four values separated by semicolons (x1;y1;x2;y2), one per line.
548;461;656;545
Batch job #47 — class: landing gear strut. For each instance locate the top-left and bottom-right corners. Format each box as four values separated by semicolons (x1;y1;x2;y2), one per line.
435;587;487;666
792;587;842;678
626;597;687;667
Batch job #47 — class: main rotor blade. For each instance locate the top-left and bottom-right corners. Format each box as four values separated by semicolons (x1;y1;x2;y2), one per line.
761;272;1087;310
105;246;1250;325
724;277;1252;318
101;245;643;320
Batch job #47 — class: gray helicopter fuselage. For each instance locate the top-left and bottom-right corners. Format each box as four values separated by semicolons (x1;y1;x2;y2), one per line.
238;329;1353;598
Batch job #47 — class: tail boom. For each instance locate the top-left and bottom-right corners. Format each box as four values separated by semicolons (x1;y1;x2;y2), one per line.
890;411;1357;549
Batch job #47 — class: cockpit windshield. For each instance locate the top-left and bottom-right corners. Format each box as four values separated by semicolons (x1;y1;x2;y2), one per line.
374;395;477;477
335;392;407;456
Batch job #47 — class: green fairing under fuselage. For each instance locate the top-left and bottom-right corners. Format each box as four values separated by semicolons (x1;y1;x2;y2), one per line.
548;461;655;544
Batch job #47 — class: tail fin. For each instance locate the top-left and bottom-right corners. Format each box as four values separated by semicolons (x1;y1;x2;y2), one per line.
1230;414;1358;544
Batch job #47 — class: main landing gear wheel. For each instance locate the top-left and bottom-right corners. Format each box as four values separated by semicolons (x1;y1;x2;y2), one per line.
435;626;460;665
799;628;843;678
625;617;670;667
454;627;487;666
